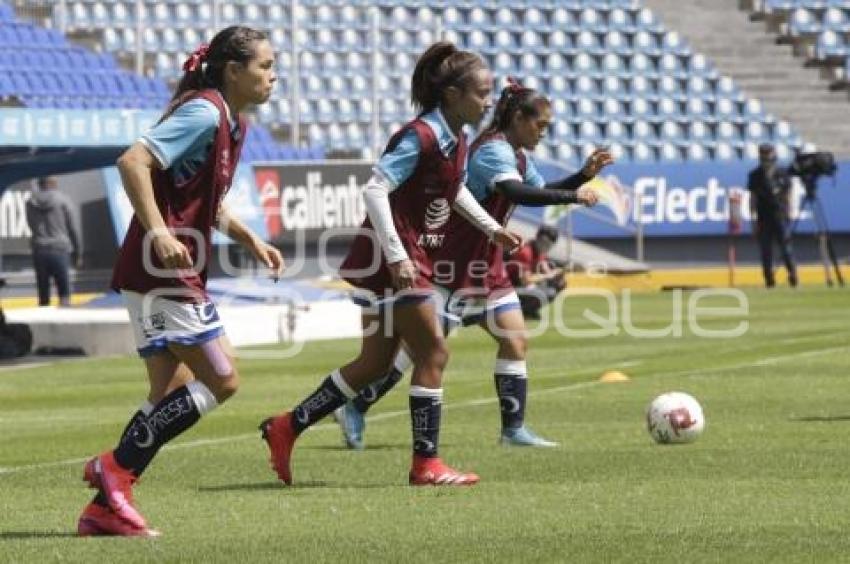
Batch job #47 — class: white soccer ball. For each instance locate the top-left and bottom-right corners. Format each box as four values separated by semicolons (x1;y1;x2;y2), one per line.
646;392;705;444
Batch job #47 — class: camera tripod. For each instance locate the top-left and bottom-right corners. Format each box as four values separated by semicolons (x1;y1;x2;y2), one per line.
791;194;845;287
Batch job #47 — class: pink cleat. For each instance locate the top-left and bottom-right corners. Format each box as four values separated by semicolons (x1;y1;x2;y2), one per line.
77;502;160;537
83;452;147;530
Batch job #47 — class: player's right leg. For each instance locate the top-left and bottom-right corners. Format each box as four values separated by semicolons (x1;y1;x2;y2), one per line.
333;346;412;450
79;352;184;536
394;299;479;486
79;291;230;535
260;309;398;484
334;292;462;450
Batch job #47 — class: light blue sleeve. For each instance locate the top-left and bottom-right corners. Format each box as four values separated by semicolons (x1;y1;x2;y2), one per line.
524;154;546;189
374;128;420;189
140;99;219;169
466;140;523;202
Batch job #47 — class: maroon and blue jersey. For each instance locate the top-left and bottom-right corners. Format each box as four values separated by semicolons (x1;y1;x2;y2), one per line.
434;132;527;294
340;115;468;297
111;89;247;301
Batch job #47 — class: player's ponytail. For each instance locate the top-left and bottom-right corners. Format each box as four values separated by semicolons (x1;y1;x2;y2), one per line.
167;26;268;111
410;41;486;114
482;77;551;136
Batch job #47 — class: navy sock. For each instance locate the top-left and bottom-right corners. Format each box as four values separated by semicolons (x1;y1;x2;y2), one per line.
112;382;217;475
352;367;404;414
292;370;355;435
410;386;442;458
494;360;528;431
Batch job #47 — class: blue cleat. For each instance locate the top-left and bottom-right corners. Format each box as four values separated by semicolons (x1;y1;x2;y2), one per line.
500;426;558;448
333;403;366;450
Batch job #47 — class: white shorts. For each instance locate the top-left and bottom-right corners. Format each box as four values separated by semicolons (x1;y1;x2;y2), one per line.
122;291;226;357
435;286;521;327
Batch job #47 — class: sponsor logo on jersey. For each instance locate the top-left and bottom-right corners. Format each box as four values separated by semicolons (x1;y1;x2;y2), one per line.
424;198;450;230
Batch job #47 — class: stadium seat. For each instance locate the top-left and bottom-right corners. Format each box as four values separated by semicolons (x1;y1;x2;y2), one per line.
0;4;14;22
631;142;654;162
4;0;804;160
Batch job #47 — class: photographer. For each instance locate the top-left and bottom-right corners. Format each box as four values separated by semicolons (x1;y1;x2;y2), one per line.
746;144;798;288
506;225;566;319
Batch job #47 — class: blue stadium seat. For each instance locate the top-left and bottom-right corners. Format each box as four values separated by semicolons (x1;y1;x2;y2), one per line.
551;98;570;118
823;8;849;32
0;4;14;22
687;144;709;161
606;120;629;142
579;8;607;34
631;98;652;120
631;142;654;162
687;98;710;121
635;7;663;33
551;8;578;32
0;72;14;96
556;143;575;163
7;0;799;160
816;30;848;59
788;8;821;36
659;143;682;161
662;32;690;56
714;142;737;161
604;30;631;55
573;52;599;76
576;30;603;55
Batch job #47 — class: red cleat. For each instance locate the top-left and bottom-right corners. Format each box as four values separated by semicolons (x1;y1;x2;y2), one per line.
259;413;296;485
83;452;147;530
409;456;480;486
77;502;160;538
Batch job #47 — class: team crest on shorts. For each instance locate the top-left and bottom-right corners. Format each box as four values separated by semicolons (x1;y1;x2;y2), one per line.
141;312;167;337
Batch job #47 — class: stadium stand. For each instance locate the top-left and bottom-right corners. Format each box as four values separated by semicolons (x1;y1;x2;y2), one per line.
760;0;850;83
645;0;849;158
0;2;323;162
9;0;816;163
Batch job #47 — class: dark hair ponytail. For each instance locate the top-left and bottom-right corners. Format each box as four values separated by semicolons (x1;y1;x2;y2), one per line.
483;77;551;136
410;41;487;114
169;25;268;106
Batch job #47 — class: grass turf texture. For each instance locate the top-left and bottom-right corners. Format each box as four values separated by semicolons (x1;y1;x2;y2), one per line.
1;287;848;563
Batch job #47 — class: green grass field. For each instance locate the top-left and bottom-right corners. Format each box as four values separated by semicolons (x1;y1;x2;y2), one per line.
1;287;849;563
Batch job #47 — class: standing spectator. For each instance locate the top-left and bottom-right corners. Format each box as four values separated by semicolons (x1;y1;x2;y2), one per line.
506;225;565;320
25;176;82;306
747;144;798;288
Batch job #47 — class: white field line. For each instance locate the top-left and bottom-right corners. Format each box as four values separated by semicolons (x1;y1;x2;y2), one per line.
0;343;845;476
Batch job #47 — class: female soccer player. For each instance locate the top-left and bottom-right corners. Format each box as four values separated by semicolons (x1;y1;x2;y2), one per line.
334;79;613;450
78;26;283;537
259;42;520;487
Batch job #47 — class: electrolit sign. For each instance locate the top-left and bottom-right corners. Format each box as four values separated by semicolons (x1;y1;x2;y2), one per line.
529;159;850;237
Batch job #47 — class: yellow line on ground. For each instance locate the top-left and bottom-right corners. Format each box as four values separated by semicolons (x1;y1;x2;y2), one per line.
0;293;100;310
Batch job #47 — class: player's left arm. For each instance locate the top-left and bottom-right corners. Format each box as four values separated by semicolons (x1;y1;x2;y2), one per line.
543;149;614;205
216;205;284;279
452;186;522;251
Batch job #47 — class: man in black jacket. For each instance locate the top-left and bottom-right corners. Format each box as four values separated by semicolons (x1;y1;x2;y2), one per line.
747;144;797;288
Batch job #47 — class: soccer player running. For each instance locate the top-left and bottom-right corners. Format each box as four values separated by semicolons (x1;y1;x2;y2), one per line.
259;42;520;486
78;27;283;537
334;79;613;449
